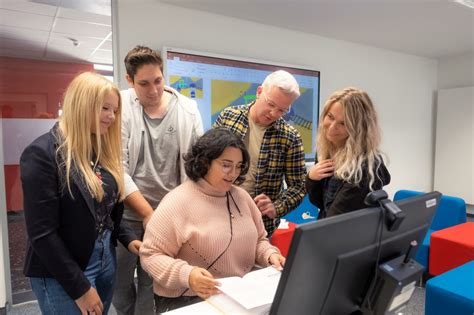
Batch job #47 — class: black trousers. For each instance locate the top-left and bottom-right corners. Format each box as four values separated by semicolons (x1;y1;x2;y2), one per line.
154;294;203;314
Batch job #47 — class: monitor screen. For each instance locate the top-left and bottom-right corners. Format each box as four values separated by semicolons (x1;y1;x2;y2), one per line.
270;191;441;315
163;47;321;160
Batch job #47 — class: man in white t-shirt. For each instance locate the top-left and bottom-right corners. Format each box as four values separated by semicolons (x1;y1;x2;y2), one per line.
112;45;203;315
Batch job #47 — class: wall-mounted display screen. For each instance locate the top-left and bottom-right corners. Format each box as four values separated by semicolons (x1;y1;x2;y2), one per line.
163;48;320;160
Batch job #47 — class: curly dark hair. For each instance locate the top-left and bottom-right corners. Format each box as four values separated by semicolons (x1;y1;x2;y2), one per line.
184;128;250;184
124;45;163;80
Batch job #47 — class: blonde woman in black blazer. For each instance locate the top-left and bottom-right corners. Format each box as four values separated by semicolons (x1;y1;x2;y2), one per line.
21;72;140;315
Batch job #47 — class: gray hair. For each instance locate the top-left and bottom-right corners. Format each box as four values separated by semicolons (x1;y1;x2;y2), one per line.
262;70;300;101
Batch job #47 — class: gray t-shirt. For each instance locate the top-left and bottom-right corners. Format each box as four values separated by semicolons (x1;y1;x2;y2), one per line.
124;94;181;221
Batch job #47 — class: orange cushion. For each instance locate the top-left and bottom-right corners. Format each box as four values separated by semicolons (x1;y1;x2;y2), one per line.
271;222;297;257
429;222;474;276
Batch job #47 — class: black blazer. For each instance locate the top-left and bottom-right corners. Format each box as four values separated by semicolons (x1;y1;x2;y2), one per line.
20;125;136;300
306;156;391;218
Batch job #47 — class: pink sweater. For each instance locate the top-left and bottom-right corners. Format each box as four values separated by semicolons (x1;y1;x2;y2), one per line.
140;179;279;297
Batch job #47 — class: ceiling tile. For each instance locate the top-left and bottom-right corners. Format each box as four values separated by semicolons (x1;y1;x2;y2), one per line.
32;0;110;16
49;32;105;49
0;1;113;63
98;39;112;50
0;48;44;59
88;56;112;65
58;7;111;25
0;0;57;16
0;38;46;51
0;9;54;31
46;44;94;59
90;49;112;60
0;25;50;42
53;17;111;37
29;0;61;6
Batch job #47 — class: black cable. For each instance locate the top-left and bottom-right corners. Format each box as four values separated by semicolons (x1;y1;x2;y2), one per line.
179;192;235;297
205;192;234;270
228;191;242;216
361;204;386;314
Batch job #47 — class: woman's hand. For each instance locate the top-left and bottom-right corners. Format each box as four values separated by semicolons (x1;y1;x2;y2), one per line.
75;287;103;315
268;253;286;271
188;267;220;299
127;240;142;255
308;159;334;181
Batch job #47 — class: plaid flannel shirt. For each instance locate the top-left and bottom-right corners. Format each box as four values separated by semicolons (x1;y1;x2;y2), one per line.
213;103;306;235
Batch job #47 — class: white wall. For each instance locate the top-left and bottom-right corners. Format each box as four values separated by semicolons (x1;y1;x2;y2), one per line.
435;53;474;205
434;87;473;204
437;53;474;89
114;0;439;197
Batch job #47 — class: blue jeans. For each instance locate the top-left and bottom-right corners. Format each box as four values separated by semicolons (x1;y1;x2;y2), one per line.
31;230;116;315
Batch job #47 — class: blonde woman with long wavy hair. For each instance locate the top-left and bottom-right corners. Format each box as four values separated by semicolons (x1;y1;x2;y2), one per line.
21;72;140;315
306;87;391;219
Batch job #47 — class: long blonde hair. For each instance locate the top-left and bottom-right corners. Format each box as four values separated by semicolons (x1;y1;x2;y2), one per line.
317;87;386;190
58;72;124;201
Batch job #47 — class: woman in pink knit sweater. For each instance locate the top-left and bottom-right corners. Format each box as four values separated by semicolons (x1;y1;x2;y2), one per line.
140;128;285;313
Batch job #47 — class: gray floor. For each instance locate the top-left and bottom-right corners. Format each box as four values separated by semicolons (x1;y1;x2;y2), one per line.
7;302;118;315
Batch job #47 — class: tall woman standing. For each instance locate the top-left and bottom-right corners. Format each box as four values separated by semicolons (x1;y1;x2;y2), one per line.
20;72;140;315
306;87;391;219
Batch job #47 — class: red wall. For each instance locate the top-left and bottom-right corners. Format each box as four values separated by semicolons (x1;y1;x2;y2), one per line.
1;57;94;212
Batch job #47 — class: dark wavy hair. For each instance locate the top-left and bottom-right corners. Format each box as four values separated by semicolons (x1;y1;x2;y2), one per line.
184;128;250;185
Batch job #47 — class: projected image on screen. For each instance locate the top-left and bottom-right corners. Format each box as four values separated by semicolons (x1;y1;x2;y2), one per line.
164;48;320;159
169;75;203;99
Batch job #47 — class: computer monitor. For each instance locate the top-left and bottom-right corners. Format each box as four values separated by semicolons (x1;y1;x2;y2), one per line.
270;191;441;315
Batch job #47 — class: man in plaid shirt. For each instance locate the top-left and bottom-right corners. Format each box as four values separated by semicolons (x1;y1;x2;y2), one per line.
213;70;306;236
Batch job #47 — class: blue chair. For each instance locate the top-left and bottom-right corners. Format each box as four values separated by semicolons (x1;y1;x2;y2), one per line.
282;195;319;224
393;190;467;271
425;261;474;315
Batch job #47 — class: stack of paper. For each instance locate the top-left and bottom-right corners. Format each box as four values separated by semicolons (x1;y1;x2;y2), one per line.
207;266;281;314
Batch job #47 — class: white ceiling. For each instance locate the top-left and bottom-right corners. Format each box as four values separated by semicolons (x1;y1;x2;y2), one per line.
0;0;112;65
161;0;474;59
0;0;472;65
